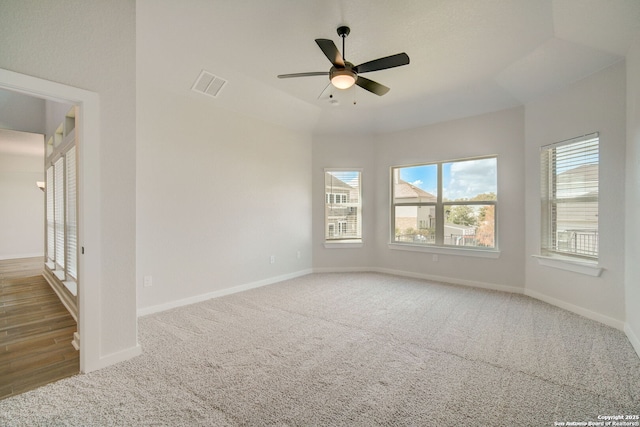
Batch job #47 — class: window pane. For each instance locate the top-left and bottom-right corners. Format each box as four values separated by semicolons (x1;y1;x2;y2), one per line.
325;170;361;240
444;204;495;248
66;148;77;279
393;165;437;203
541;133;599;259
46;166;55;262
54;157;65;270
393;205;436;244
443;158;497;201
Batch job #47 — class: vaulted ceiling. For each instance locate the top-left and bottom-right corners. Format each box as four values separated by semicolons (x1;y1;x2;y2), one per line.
137;1;640;134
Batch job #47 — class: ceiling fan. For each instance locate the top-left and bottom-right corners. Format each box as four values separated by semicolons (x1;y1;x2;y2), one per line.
277;26;410;97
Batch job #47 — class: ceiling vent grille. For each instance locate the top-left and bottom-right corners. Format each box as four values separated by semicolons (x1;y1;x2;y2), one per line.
191;70;227;98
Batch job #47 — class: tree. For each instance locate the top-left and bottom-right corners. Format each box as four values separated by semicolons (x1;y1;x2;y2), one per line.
470;192;497;202
447;205;477;226
476;205;495;247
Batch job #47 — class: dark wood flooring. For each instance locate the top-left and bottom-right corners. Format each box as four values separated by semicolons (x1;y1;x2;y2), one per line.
0;257;79;399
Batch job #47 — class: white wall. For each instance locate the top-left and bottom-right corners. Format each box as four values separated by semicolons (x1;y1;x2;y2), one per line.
312;134;377;270
625;36;640;354
0;0;138;366
136;85;313;313
0;151;44;259
524;61;627;327
45;99;74;138
373;107;526;291
0;89;45;134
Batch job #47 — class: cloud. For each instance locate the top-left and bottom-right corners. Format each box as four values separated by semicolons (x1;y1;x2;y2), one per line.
410;179;424;187
445;158;496;200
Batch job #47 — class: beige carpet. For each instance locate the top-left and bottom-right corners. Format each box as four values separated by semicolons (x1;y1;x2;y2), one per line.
1;272;639;426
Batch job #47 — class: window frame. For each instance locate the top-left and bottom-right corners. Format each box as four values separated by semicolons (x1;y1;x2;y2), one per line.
390;155;499;257
324;168;363;247
539;132;599;262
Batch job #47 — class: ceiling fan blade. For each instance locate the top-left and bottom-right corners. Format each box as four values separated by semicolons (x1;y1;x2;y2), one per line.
277;72;329;79
315;39;345;67
355;52;410;74
355;76;390;96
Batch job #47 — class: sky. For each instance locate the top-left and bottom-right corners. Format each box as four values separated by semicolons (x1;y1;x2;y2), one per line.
399;158;497;201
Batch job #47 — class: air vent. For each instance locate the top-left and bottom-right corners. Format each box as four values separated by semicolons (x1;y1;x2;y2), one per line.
191;70;227;98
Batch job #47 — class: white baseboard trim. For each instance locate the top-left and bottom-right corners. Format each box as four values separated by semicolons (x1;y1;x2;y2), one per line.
372;267;526;294
83;344;142;374
313;267;629;333
136;266;631;342
313;267;525;295
524;289;625;331
137;269;313;317
625;323;640;359
312;266;372;274
0;253;44;261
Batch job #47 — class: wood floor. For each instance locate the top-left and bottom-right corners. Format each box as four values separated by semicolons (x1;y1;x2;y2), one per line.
0;257;79;400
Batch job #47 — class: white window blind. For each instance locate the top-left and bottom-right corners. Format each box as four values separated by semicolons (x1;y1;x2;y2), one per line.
54;157;65;270
66;148;77;279
541;133;599;259
324;170;362;241
46;166;55;263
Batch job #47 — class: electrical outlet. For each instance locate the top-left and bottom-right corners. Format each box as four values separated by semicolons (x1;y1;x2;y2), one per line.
432;254;438;262
143;275;153;287
297;251;301;259
270;255;275;264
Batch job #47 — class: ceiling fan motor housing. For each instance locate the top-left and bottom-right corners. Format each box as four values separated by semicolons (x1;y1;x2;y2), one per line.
330;61;357;89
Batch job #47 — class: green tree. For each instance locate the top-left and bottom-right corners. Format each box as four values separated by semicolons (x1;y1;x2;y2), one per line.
448;205;477;226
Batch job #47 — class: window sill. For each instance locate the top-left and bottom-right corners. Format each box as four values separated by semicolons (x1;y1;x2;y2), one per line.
388;243;500;259
324;240;363;249
63;280;78;296
532;255;603;277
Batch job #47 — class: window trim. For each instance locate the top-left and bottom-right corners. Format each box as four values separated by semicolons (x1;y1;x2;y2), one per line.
324;168;363;246
539;132;599;261
390;155;498;254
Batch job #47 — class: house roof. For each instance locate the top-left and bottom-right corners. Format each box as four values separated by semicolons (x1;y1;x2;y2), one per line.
326;174;353;191
394;180;436;201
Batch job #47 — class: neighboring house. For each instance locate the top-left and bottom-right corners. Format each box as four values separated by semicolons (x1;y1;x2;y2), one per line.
393;178;437;242
444;223;477;246
554;163;599;256
325;174;359;239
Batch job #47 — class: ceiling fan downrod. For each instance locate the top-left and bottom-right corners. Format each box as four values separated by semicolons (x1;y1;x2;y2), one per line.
337;26;350;61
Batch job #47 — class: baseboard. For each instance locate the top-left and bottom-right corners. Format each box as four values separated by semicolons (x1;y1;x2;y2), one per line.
83;344;143;373
137;269;314;317
313;267;629;333
312;266;372;274
524;289;625;331
371;267;526;294
625;323;640;359
312;266;523;294
0;253;44;261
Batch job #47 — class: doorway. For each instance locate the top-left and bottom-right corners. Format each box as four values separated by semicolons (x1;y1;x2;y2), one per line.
0;67;101;374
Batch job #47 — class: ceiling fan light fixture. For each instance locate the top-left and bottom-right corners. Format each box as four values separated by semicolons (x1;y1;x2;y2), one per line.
330;69;356;89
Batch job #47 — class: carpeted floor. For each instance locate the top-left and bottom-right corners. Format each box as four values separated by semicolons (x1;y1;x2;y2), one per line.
1;272;639;426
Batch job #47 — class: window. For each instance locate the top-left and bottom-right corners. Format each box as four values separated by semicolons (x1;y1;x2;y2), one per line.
46;148;77;280
540;133;599;260
325;170;362;241
392;156;497;250
66;147;77;279
54;157;65;270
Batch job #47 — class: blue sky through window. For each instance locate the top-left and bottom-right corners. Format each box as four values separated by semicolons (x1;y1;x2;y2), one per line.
399;158;496;201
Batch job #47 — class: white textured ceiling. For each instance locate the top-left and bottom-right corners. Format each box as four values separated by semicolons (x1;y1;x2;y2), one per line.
137;0;640;134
